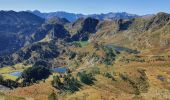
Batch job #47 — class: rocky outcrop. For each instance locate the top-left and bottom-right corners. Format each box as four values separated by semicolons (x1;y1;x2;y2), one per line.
70;17;99;41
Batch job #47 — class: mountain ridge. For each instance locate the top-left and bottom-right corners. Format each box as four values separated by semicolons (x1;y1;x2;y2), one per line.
29;10;140;22
0;10;44;56
0;11;170;67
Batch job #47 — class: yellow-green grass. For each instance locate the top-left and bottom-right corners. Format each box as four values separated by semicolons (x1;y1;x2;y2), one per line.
0;67;14;74
2;74;18;80
0;92;25;100
72;41;89;47
0;63;29;74
0;63;31;80
0;67;19;80
39;35;52;42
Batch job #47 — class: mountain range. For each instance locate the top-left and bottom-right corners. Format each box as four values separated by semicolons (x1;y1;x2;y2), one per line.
0;10;169;67
30;10;140;22
0;10;170;100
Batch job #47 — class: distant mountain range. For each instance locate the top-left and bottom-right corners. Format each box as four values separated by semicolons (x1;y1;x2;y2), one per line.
29;10;140;22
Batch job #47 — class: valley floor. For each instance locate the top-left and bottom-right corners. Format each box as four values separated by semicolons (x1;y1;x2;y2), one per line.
2;57;170;100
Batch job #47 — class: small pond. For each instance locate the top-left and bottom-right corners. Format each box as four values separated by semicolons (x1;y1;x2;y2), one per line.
53;67;67;73
9;71;22;77
8;68;68;77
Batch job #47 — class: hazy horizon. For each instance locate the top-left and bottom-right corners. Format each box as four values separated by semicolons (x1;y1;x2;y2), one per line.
0;0;170;15
0;9;168;16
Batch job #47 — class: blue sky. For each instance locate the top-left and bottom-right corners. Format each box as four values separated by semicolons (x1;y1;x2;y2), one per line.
0;0;170;15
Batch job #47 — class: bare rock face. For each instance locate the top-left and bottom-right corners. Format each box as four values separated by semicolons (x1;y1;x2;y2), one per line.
145;12;170;31
80;17;99;33
70;17;99;41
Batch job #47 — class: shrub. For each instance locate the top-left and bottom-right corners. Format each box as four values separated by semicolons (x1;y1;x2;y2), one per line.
52;75;62;89
0;79;19;88
52;75;80;93
0;74;20;88
77;71;95;85
102;47;116;65
69;52;76;60
33;60;52;68
21;65;51;83
104;72;113;78
48;92;58;100
63;75;80;92
0;75;3;82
